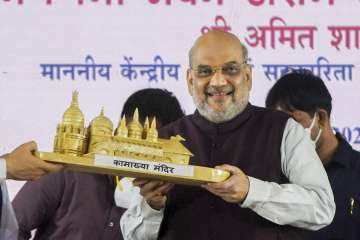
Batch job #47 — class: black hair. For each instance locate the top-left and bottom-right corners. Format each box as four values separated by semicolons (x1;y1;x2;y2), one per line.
121;88;185;126
265;69;332;117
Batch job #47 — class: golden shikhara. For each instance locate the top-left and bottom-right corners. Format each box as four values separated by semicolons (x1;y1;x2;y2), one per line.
53;91;193;165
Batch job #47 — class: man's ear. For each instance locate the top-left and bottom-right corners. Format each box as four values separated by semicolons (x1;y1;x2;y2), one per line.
244;65;252;91
186;69;193;96
317;109;330;128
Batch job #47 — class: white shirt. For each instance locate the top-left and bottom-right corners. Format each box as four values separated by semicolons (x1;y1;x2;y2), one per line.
0;158;19;240
114;178;139;209
117;118;336;240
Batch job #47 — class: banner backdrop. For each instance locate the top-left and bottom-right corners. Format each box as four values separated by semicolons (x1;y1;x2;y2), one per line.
1;0;359;198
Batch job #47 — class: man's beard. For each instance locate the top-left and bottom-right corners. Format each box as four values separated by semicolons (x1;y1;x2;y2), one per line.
192;85;249;123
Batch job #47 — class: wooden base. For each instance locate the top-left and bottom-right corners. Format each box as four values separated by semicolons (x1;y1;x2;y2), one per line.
37;152;230;185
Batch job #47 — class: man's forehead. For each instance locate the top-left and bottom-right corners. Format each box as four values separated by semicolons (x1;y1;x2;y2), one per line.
190;32;244;66
275;106;311;120
191;44;244;65
194;30;241;45
276;105;294;115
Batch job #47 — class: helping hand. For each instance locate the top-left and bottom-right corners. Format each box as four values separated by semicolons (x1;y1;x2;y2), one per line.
133;178;173;210
3;141;64;180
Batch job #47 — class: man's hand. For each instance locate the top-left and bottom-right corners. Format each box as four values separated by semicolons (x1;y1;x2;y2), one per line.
202;164;249;203
2;141;64;180
133;178;173;210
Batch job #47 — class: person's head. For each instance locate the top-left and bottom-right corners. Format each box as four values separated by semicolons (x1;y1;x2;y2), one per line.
187;30;252;123
266;70;333;148
121;88;184;128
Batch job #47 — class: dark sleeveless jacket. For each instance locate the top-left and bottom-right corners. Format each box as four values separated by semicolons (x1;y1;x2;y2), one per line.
158;104;307;240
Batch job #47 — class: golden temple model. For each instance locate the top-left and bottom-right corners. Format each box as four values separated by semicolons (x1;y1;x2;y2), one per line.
38;91;229;185
53;91;192;164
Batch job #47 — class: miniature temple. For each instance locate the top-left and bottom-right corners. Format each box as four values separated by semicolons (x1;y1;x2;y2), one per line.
53;91;193;165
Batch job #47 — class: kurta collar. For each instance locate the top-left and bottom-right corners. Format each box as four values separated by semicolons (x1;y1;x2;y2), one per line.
191;103;253;135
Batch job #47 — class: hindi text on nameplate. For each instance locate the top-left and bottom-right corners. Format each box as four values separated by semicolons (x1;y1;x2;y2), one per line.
94;154;194;177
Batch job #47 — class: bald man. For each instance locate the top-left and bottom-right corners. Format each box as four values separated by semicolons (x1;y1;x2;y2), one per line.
120;31;335;240
0;141;63;239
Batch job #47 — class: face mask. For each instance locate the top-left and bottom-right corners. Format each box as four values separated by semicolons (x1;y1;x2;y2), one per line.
305;113;322;144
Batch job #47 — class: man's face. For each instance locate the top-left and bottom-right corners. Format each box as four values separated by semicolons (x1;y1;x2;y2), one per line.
187;35;252;123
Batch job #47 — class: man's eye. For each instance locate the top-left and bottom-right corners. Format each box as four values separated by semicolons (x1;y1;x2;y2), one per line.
197;68;212;76
223;66;240;75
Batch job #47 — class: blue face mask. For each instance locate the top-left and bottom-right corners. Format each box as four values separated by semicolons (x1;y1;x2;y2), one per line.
305;113;322;145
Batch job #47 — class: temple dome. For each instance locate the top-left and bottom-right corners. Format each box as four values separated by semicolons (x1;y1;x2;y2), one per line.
90;108;113;132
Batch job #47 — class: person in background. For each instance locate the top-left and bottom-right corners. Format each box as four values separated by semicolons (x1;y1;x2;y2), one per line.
119;30;335;240
12;88;184;240
0;142;63;240
120;88;184;129
266;70;360;240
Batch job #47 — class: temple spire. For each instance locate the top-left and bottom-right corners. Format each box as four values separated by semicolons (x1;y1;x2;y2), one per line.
143;117;150;139
144;117;149;129
121;115;127;127
71;91;79;107
147;117;158;142
133;108;139;122
115;115;128;137
150;117;157;130
128;108;143;139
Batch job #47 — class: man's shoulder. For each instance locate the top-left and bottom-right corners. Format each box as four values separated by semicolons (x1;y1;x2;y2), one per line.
347;145;360;172
335;135;360;172
250;105;291;122
158;114;194;138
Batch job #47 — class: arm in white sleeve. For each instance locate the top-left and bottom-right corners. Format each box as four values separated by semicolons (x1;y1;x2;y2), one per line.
0;158;19;240
120;194;163;240
0;158;6;183
241;118;335;230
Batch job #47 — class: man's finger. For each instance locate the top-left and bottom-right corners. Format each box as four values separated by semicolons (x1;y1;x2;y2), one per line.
29;169;47;181
39;161;64;173
215;164;242;175
24;141;38;152
207;174;238;190
143;183;170;199
162;183;174;193
156;183;173;195
133;178;150;187
139;180;164;196
30;155;64;173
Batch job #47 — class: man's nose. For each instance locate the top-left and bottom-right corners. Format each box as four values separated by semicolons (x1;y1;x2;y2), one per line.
209;69;227;87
